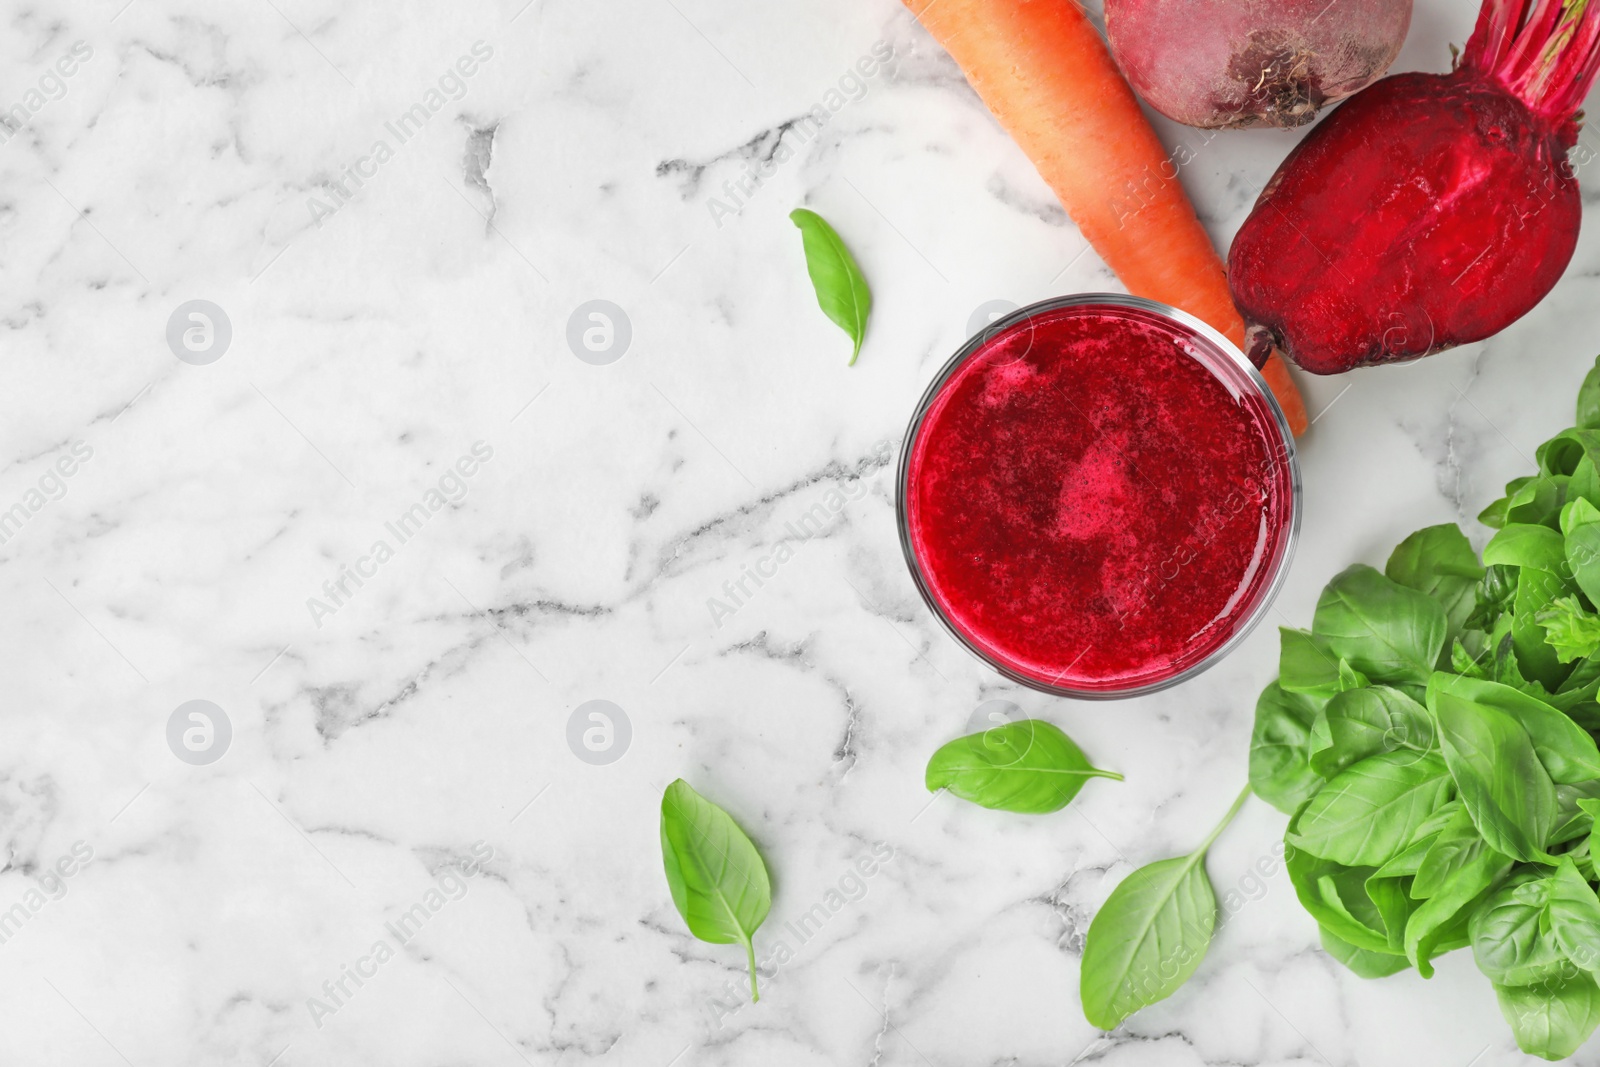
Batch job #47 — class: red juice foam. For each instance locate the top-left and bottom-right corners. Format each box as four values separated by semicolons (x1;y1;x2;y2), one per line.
901;299;1297;696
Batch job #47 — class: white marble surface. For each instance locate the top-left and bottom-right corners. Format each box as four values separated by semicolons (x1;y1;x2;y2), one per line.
3;0;1599;1064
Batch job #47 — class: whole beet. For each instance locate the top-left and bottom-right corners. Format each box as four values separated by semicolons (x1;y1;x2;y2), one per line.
1229;0;1600;374
1106;0;1412;129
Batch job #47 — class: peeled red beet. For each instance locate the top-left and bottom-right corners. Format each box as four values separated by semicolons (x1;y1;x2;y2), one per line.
1106;0;1413;129
1229;0;1600;374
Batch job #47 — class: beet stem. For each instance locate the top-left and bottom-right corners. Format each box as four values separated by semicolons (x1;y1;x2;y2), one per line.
1468;0;1600;122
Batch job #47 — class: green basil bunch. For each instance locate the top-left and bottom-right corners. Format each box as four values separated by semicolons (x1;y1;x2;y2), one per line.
1252;358;1600;1060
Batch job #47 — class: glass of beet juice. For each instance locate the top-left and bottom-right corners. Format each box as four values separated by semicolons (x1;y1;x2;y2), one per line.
898;295;1301;699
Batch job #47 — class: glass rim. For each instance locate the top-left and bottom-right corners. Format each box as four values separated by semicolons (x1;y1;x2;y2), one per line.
895;293;1304;701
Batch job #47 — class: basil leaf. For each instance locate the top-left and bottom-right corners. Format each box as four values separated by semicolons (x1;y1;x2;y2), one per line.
659;779;772;1001
1386;524;1486;643
1578;356;1600;430
1429;674;1600;785
789;208;870;365
1541;429;1600;481
1549;856;1600;976
1308;685;1433;780
1486;524;1567;572
1517;568;1580;691
1364;873;1416;951
1285;843;1389;952
1287;751;1453;867
1371;801;1464;880
925;719;1121;813
1430;691;1557;863
1537;596;1600;664
1472;874;1572;988
1506;475;1570;530
1495;973;1600;1060
1584;798;1600;859
1404;843;1512;977
1553;790;1600;848
1249;682;1324;814
1079;786;1249;1029
1565;496;1600;605
1413;805;1504;899
1336;660;1371;691
1279;627;1340;697
1320;925;1410;978
1480;495;1512;530
1466;564;1520;631
1312;565;1447;685
1573;457;1600;509
1079;855;1214;1030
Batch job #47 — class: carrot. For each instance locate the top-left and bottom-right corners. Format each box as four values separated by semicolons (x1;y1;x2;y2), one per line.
903;0;1309;436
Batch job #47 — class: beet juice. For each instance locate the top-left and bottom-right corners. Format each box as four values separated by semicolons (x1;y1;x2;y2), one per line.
898;296;1299;697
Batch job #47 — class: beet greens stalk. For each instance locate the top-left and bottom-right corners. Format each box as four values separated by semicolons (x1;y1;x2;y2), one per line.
1229;0;1600;375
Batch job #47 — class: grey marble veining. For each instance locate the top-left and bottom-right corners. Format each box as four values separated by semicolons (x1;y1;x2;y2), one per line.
0;0;1591;1064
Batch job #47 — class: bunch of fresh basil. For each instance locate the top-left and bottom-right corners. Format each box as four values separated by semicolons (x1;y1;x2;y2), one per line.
1252;359;1600;1060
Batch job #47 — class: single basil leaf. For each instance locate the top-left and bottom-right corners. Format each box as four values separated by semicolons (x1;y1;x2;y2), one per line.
1565;496;1600;606
789;208;870;365
1079;854;1214;1030
1480;496;1512;530
1279;627;1341;698
1543;431;1600;479
1549;856;1600;976
1336;660;1370;692
1286;842;1389;952
1364;873;1416;951
1485;523;1568;572
1428;674;1600;785
1561;653;1600;697
1467;564;1521;631
1287;751;1453;867
1250;682;1323;814
659;779;772;1001
1430;691;1557;863
1404;843;1512;977
1495;973;1600;1060
1452;637;1492;679
1487;615;1552;696
1079;786;1249;1029
1412;804;1502;899
1543;429;1600;480
1553;786;1600;846
1371;801;1464;880
1537;596;1600;664
1578;356;1600;430
1320;925;1410;978
1516;568;1578;692
1311;565;1448;685
925;719;1121;813
1584;798;1600;861
1473;874;1573;988
1309;685;1434;780
1385;524;1486;644
1506;475;1570;530
1574;457;1600;509
1579;843;1600;882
